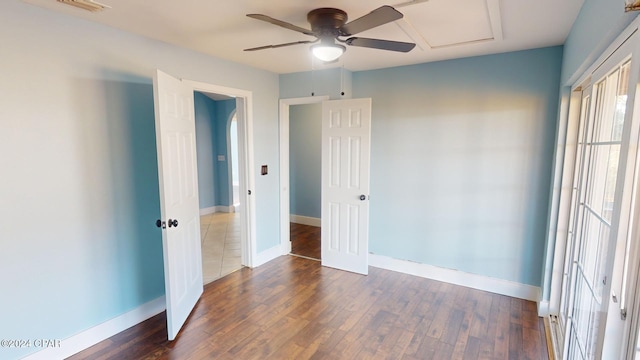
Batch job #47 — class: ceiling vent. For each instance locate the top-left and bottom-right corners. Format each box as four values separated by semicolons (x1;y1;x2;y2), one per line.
56;0;110;12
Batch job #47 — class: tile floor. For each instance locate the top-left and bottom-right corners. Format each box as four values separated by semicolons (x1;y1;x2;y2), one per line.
200;212;242;284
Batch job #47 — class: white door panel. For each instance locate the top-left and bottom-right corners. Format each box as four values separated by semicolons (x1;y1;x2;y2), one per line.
153;69;203;340
321;99;371;275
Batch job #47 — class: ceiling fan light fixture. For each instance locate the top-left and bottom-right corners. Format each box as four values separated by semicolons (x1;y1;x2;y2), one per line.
311;42;346;62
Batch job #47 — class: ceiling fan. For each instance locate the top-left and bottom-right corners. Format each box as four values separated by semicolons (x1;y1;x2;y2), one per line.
244;6;416;62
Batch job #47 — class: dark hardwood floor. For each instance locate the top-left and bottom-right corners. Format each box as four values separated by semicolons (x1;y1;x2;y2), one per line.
68;256;549;360
290;222;321;260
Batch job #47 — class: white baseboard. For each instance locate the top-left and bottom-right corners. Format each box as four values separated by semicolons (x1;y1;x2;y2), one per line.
200;206;235;215
281;237;292;255
537;300;551;317
200;206;217;215
254;245;282;267
23;296;166;360
369;254;541;303
290;215;321;227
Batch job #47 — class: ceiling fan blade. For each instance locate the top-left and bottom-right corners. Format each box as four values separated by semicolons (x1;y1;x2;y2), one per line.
345;37;416;52
340;6;403;36
246;14;315;36
244;40;317;52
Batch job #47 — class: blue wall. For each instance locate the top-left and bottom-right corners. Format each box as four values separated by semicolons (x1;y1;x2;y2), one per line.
195;92;217;209
214;99;237;207
289;103;322;219
352;46;563;286
562;0;637;84
0;1;279;358
194;94;236;209
280;67;353;100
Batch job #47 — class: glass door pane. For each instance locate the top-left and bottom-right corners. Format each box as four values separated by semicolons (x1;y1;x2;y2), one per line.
565;60;631;359
559;89;591;341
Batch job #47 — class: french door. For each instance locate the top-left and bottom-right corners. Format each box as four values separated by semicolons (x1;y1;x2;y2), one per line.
558;33;639;359
564;59;631;359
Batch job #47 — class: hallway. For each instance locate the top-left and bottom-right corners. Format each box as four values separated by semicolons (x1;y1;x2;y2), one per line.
200;212;242;284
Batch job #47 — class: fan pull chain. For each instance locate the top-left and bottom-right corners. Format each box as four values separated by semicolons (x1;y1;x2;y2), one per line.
340;64;345;97
311;56;316;96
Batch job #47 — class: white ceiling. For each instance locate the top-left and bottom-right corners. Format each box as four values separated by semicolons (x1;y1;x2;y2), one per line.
22;0;584;74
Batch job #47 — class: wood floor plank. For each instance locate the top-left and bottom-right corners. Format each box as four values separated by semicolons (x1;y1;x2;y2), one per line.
462;335;483;360
492;295;512;359
511;297;524;325
415;335;439;358
469;291;493;338
381;328;415;360
404;317;435;357
426;283;456;340
441;308;465;345
434;342;455;359
524;323;543;360
478;292;502;359
451;298;475;358
67;256;549;360
509;322;524;360
290;222;321;260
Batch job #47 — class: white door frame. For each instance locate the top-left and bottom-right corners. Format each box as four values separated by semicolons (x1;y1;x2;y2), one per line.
279;96;329;255
227;113;239;209
186;80;256;268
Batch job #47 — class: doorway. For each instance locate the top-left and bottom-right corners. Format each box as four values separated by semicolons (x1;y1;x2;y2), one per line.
279;96;329;259
194;91;244;284
279;96;372;275
289;103;322;260
154;72;256;340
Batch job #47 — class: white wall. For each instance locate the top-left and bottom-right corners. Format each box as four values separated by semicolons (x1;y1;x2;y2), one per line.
0;1;279;359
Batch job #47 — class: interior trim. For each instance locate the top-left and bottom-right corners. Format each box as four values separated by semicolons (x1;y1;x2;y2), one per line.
290;215;321;227
369;253;541;303
23;297;166;360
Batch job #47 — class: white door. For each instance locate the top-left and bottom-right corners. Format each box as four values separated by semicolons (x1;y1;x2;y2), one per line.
321;98;372;275
153;70;203;340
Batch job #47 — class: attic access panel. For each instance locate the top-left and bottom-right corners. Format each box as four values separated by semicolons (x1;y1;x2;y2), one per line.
403;0;499;48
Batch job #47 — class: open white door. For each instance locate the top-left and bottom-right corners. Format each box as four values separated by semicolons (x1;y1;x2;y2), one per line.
321;98;372;275
153;70;203;340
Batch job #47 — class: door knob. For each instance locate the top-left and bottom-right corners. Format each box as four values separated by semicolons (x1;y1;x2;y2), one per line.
360;195;366;201
156;219;166;229
168;219;179;228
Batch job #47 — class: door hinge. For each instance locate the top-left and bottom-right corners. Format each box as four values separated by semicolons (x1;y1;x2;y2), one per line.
621;308;627;320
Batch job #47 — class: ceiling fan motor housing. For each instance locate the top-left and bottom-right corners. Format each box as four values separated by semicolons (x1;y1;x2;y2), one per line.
245;6;415;54
307;8;347;37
